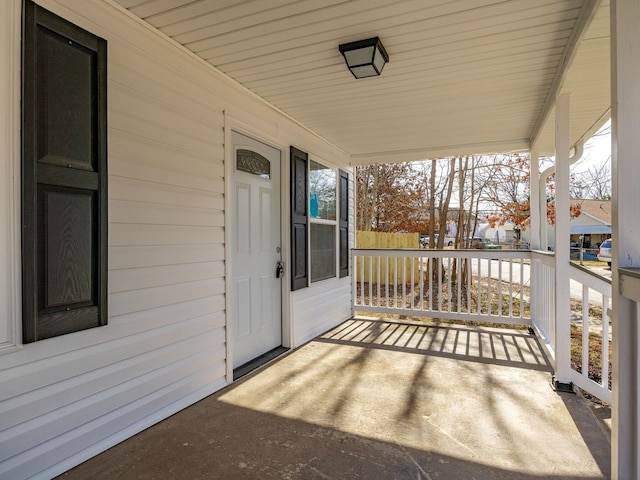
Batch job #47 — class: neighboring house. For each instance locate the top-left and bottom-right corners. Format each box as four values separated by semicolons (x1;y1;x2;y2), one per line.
479;222;517;245
545;199;611;249
568;199;611;247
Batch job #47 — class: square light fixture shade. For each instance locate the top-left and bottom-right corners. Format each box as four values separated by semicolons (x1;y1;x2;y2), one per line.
339;37;389;79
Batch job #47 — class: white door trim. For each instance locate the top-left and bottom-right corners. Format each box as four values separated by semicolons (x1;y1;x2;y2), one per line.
223;112;292;384
0;0;22;353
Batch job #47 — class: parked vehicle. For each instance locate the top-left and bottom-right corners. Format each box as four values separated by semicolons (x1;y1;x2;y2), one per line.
469;237;493;249
419;233;455;247
597;238;612;266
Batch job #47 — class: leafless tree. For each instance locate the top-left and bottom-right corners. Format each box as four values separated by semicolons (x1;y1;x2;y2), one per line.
571;160;611;200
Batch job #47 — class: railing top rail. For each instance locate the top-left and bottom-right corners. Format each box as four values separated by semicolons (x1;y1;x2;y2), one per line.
352;248;532;259
530;250;555;267
530;249;555;257
353;248;532;252
570;262;612;286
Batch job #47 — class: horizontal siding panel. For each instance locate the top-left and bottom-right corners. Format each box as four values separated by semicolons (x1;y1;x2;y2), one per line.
292;277;352;346
109;81;219;138
109;244;224;269
1;329;225;459
108;155;224;197
0;299;223;372
102;34;237;113
109;130;224;191
109;108;215;159
109;300;225;330
110;199;223;227
110;176;223;208
0;310;225;400
108;261;224;293
1;367;224;480
296;280;352;316
110;278;225;316
109;223;223;247
109;56;222;124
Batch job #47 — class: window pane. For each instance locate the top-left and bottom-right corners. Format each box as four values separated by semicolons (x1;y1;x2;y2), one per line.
309;160;336;220
311;224;336;282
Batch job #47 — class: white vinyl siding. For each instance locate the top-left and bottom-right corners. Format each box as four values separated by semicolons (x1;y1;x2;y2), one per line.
0;1;227;477
0;0;353;478
291;276;352;346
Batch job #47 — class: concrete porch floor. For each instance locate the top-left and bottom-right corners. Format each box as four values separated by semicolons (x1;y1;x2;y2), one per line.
59;318;611;479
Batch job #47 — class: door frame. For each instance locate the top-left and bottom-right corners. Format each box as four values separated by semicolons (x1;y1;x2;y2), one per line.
224;113;292;384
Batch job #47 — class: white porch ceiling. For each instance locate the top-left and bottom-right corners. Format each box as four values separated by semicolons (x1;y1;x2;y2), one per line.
113;0;610;164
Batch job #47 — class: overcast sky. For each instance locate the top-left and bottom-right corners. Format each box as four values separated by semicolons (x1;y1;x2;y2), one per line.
572;120;611;174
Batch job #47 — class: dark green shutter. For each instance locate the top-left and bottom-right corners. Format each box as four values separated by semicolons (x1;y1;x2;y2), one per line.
290;147;308;290
22;1;107;343
339;170;349;278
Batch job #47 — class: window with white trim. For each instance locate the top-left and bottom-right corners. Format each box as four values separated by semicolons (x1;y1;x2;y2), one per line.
290;147;349;290
309;160;337;282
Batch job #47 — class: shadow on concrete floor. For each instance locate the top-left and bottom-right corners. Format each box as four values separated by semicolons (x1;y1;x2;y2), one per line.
59;319;611;480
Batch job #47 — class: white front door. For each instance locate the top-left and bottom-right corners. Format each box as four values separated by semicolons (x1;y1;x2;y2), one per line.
231;131;282;368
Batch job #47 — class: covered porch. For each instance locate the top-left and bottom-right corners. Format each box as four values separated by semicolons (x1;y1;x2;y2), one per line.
60;318;611;479
2;1;640;478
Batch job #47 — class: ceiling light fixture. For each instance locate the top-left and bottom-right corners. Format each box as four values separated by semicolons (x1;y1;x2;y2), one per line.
338;37;389;79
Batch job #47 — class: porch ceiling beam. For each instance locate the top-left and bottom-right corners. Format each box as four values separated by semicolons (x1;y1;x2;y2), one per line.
528;0;601;149
349;138;530;166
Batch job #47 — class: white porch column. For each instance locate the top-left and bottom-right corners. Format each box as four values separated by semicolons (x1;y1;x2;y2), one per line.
611;1;640;477
554;93;571;385
529;145;540;250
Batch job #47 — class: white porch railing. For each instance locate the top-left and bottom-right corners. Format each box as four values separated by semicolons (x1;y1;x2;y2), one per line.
352;248;532;326
352;248;613;404
568;263;612;404
530;251;557;369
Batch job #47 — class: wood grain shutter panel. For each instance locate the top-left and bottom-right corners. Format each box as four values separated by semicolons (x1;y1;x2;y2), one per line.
22;1;108;343
339;170;349;278
290;147;308;291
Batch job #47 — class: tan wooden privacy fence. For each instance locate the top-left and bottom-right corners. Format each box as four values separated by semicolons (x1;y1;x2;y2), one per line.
355;231;420;284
